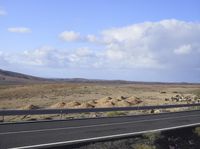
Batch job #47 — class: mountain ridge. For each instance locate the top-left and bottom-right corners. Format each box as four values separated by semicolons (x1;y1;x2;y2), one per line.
0;69;199;85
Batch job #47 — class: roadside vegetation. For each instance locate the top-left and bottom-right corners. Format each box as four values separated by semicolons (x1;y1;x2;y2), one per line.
71;126;200;149
134;144;156;149
106;111;127;117
194;127;200;136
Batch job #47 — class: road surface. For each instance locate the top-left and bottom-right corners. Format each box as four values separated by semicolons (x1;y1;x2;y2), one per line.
1;110;200;149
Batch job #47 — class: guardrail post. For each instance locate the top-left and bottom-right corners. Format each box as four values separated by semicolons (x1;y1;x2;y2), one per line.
2;115;4;122
60;110;63;120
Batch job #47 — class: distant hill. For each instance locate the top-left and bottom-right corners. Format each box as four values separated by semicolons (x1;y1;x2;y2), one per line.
0;69;136;85
0;69;198;85
0;69;48;84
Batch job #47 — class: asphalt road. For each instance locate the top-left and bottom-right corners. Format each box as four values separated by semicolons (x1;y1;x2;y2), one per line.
1;110;200;149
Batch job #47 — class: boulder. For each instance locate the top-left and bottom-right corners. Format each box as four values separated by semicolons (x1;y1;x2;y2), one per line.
150;109;160;114
77;103;95;108
165;98;170;101
50;102;66;109
20;104;40;110
66;101;81;107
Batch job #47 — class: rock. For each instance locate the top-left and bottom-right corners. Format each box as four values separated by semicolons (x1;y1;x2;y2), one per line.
87;100;97;105
19;104;40;110
116;96;127;100
77;103;95;108
96;96;112;103
150;109;160;114
169;145;175;149
188;140;194;145
171;97;179;102
175;94;183;99
194;96;200;101
165;98;170;101
171;94;184;102
95;101;115;107
184;96;193;102
65;101;81;108
50;102;66;109
116;100;131;107
126;96;142;105
89;113;99;118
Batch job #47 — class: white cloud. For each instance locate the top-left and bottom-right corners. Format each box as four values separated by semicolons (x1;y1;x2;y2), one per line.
20;47;69;67
0;9;6;16
86;34;98;42
174;44;192;55
59;31;81;42
93;19;200;69
0;46;99;69
67;47;99;67
0;51;8;64
1;19;200;79
59;31;100;43
8;27;31;33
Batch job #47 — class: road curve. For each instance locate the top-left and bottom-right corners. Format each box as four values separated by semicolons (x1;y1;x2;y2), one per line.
1;110;200;149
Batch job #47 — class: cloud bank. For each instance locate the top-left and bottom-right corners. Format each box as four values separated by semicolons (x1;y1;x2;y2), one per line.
59;31;81;42
1;19;200;81
101;20;199;68
8;27;31;33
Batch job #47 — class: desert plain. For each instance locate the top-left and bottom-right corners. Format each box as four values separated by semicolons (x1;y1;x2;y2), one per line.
0;82;200;120
0;83;199;109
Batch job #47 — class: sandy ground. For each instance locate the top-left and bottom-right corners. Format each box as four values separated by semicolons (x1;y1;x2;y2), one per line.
0;83;199;121
0;83;199;109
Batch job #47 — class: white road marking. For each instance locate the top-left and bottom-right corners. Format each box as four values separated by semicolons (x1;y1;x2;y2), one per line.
9;122;200;149
1;113;200;135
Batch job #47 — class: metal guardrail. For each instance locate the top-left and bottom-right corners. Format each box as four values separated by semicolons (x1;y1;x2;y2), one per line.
0;103;200;116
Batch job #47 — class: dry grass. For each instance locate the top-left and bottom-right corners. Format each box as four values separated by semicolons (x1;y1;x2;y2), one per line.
0;83;199;110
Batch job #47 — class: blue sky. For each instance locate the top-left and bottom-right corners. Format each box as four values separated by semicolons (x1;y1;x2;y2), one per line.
0;0;200;82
